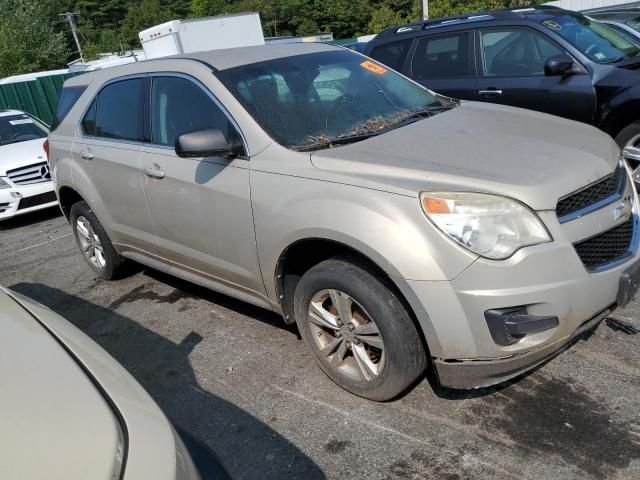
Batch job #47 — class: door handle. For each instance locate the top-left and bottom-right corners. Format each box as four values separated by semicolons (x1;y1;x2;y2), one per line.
80;149;94;160
143;164;165;179
478;89;503;96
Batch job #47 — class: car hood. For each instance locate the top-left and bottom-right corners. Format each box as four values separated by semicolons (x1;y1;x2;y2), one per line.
0;138;47;176
310;101;620;211
0;290;123;480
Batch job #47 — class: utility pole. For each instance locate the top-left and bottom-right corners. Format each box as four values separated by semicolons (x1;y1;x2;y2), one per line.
59;12;85;62
422;0;429;20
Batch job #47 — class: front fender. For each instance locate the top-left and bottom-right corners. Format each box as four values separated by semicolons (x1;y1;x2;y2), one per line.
251;170;478;304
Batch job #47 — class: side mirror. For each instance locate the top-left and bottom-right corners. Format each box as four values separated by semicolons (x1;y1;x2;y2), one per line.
544;54;576;76
175;128;245;158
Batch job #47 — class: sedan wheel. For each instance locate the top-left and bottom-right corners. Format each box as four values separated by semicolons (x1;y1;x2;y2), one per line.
308;289;385;382
76;215;106;270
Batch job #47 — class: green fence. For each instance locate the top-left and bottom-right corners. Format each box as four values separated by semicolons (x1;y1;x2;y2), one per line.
0;73;79;126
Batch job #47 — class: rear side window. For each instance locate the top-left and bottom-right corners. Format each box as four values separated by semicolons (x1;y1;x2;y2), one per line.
369;39;413;71
51;86;86;131
82;78;143;141
411;32;472;80
151;76;238;147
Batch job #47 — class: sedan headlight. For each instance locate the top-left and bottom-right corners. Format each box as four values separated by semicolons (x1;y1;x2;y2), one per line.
0;177;10;189
420;192;551;260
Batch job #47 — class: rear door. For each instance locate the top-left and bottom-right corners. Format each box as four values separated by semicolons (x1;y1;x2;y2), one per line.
139;74;265;296
407;30;477;99
71;76;158;252
475;27;595;123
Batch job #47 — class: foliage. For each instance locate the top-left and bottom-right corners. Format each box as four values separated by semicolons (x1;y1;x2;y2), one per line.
4;0;550;75
0;0;69;77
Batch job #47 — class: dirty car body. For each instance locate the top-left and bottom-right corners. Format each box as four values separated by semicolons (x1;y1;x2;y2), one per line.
48;43;640;399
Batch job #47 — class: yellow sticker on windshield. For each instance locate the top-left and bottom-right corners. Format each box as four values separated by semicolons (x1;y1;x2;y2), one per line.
360;60;387;75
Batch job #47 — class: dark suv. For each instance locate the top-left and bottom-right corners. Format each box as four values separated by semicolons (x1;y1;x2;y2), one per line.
364;6;640;181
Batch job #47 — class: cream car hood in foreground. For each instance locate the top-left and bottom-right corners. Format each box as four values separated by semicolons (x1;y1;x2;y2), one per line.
0;138;46;176
311;101;620;210
0;288;199;480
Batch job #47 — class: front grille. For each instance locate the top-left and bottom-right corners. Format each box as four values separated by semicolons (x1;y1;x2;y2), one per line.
557;168;623;219
574;218;634;270
6;161;51;186
17;191;57;210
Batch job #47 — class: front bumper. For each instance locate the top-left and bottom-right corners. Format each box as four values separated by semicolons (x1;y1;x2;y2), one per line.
434;305;611;389
401;221;640;389
0;180;57;221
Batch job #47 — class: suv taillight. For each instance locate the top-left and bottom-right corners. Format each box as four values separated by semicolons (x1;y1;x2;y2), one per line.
43;139;49;164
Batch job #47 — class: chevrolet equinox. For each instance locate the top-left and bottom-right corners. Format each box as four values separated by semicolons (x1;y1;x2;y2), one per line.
48;43;640;400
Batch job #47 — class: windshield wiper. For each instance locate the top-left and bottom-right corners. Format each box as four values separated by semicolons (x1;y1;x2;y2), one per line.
395;105;451;125
293;131;383;152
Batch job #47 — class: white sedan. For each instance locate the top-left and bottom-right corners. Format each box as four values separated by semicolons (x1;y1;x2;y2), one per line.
0;110;57;221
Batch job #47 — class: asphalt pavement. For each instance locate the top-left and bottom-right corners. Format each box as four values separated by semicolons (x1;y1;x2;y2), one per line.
1;207;639;480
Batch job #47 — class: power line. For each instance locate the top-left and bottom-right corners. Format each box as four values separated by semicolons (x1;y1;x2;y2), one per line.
59;12;84;62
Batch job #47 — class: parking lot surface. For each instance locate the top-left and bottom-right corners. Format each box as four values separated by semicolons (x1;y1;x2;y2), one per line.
2;208;640;480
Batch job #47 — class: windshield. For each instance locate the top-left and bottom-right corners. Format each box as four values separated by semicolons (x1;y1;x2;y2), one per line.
0;113;48;146
217;50;446;150
540;13;640;63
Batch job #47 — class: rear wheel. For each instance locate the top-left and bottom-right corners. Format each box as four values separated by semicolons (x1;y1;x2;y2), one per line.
294;258;427;401
70;201;126;280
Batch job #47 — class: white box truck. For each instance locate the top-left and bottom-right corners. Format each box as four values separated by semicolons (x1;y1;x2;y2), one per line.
139;12;265;60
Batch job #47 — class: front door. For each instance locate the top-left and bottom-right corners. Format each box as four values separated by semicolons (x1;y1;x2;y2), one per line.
139;74;265;296
475;27;595;124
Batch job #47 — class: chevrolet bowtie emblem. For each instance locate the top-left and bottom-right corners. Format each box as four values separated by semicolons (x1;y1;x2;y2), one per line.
614;197;633;222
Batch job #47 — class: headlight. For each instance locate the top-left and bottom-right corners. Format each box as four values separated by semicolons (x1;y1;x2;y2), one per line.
0;177;10;189
420;192;551;260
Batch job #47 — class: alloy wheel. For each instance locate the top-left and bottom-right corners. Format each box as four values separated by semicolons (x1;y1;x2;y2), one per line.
307;289;385;382
76;216;106;270
622;133;640;185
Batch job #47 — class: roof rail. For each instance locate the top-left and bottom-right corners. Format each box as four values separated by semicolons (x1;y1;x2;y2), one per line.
381;5;566;37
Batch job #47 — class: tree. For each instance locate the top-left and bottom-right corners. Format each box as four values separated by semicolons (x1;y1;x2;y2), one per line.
429;0;546;19
120;0;173;47
0;0;69;77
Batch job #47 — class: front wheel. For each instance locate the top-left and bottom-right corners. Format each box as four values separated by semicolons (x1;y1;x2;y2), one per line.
294;258;427;401
615;123;640;186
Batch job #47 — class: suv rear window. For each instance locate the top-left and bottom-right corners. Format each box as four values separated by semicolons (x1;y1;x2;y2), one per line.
369;39;413;71
411;32;472;79
82;78;143;141
51;86;86;131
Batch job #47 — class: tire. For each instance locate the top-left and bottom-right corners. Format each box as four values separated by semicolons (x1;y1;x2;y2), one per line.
70;201;126;280
294;257;427;401
614;122;640;151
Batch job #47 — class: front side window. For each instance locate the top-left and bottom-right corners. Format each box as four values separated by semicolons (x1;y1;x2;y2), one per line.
369;39;413;71
0;113;48;146
82;78;143;141
217;50;446;150
481;28;564;76
539;12;640;63
412;32;472;79
151;76;238;147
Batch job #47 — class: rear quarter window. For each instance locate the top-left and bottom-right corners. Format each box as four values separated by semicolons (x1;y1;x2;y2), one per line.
51;86;86;131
